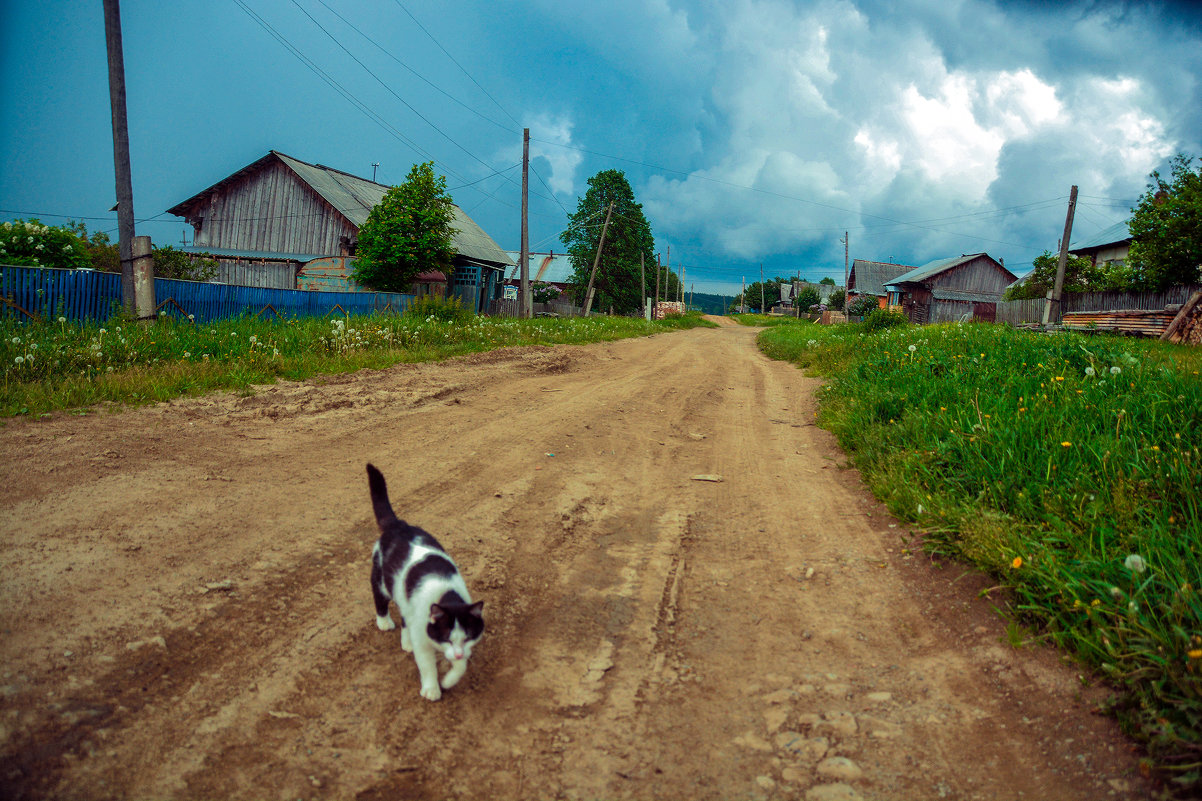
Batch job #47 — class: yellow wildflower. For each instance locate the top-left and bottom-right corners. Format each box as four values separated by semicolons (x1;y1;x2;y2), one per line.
1012;556;1023;569
1061;441;1072;447
1189;650;1202;660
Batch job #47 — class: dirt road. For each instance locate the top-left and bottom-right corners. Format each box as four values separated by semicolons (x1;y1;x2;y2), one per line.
0;319;1152;800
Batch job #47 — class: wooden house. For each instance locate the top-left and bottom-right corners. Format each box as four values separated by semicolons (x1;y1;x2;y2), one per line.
1069;219;1131;271
847;260;914;309
167;151;512;311
884;253;1017;323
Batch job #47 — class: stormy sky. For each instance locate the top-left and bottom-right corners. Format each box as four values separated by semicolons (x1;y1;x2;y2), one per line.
2;0;1199;294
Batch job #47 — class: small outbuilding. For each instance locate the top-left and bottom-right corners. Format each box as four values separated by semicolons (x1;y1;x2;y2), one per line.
884;253;1017;324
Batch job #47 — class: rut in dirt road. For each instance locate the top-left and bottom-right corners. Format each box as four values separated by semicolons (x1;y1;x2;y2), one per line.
0;321;1152;800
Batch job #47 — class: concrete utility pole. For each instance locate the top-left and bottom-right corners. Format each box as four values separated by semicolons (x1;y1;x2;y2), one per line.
1043;186;1078;326
582;201;614;316
520;128;531;318
103;0;138;316
760;263;765;314
372;163;380;182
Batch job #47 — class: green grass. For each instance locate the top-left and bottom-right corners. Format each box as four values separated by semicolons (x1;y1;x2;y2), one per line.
0;309;712;418
761;319;1202;790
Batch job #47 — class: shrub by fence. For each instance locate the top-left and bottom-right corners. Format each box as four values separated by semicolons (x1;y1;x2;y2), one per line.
0;265;414;324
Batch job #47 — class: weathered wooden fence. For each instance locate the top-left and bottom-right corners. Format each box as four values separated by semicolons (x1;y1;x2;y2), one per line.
213;260;296;289
996;285;1202;326
1;265;414;324
488;298;583;317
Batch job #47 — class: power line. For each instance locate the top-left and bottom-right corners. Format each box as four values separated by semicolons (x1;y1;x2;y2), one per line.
391;0;522;129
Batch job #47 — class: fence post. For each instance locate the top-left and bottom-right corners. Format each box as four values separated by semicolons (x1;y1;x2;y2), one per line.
133;235;156;321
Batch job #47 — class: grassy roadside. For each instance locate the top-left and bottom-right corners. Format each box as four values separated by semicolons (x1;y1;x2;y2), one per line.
0;310;712;418
759;317;1201;792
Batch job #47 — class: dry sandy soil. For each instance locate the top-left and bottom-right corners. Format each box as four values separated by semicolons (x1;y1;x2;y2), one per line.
0;318;1155;800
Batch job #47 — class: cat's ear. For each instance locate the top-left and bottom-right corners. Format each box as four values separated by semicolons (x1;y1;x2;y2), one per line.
429;604;446;625
467;601;484;618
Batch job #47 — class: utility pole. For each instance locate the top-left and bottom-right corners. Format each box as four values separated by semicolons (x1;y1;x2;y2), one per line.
582;201;614;316
681;264;686;304
639;252;646;319
519;128;531;318
103;0;138;316
372;162;380;182
689;283;694;312
665;246;671;305
760;263;765;314
1042;186;1078;327
654;253;661;319
741;275;746;313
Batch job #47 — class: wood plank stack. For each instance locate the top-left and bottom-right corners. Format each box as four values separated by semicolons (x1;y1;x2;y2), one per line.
1061;308;1177;337
1161;291;1202;345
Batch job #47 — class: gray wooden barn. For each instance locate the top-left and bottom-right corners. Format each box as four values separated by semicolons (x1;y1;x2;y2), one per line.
884;253;1017;323
167;151;513;311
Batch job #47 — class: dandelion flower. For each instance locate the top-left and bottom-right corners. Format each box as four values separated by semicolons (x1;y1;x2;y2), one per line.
58;316;66;323
1061;441;1072;447
1124;554;1147;574
908;344;917;352
1084;366;1095;377
14;356;24;364
1110;366;1121;375
1189;650;1202;660
1011;556;1023;569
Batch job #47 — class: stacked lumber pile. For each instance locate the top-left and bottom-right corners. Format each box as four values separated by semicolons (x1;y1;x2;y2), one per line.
655;301;685;319
1161;291;1202;345
1062;308;1177;337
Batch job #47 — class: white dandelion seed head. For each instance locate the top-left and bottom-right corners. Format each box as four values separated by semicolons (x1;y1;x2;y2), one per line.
1124;554;1147;574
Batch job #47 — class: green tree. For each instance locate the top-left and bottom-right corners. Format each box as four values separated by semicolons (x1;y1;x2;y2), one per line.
819;276;836;285
1126;154;1202;290
1003;251;1115;300
151;245;219;282
561;170;655;315
353;162;457;293
731;277;789;312
828;288;846;311
796;286;820;310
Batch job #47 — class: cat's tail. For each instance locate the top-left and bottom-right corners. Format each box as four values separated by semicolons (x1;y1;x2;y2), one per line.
366;463;400;529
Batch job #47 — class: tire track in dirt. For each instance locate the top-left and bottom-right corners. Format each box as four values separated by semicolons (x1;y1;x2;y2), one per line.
0;326;1155;800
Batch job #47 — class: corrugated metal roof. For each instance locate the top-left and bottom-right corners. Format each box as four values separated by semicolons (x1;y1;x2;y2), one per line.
503;251;575;283
170;151;512;268
849;259;914;296
889;253;985;284
181;245;318;262
1069;219;1131;253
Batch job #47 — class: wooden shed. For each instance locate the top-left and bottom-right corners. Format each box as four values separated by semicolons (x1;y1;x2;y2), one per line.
884;254;1017;324
168;151;511;311
847;259;914;309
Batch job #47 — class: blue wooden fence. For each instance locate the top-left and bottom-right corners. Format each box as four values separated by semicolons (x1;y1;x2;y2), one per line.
1;265;414;324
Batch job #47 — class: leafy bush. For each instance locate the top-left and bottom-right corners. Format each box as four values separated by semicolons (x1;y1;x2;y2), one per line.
828;288;845;311
845;295;879;317
532;281;561;303
0;219;91;270
405;293;472;323
152;245;219;282
862;307;908;331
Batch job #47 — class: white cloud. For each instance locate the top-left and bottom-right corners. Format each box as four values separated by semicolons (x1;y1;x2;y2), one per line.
527;113;582;197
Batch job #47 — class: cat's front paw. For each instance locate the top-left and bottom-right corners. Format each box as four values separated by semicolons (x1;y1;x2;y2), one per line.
376;615;396;631
400;630;413;652
420;683;442;701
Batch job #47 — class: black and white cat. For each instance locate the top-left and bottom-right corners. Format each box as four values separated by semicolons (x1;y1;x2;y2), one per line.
367;463;484;701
